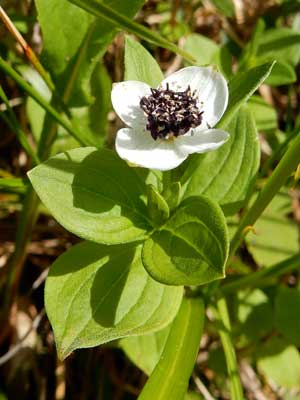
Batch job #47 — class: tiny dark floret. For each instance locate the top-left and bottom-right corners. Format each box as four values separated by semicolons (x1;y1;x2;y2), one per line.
140;83;203;140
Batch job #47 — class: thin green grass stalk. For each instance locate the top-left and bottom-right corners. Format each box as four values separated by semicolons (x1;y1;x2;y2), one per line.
214;296;244;400
0;85;40;165
0;178;27;194
68;0;196;64
222;253;300;295
230;129;300;259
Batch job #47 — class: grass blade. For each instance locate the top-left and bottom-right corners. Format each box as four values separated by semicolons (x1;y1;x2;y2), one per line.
214;296;244;400
138;296;205;400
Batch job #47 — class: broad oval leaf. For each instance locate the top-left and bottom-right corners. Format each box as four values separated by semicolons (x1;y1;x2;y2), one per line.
142;196;229;286
181;106;260;215
45;241;183;359
28;147;152;244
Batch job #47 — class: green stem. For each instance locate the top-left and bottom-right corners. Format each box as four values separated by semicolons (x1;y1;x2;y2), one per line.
215;296;244;400
0;85;40;165
222;253;300;295
0;56;91;146
68;0;196;64
230;129;300;258
138;296;205;400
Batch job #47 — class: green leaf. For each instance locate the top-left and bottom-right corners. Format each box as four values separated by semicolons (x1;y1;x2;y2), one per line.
181;106;260;215
66;0;145;106
28;147;152;244
124;36;164;87
69;63;112;147
147;185;170;227
120;325;170;375
248;95;277;132
209;0;234;17
235;289;273;346
239;19;265;71
185;393;204;400
257;28;300;67
264;61;296;86
26;63;111;150
45;241;183;359
35;0;144;106
219;62;275;129
162;182;181;212
183;34;219;66
138;297;204;400
35;0;92;80
275;286;300;346
183;34;232;78
256;337;300;390
142;196;229;286
246;190;299;265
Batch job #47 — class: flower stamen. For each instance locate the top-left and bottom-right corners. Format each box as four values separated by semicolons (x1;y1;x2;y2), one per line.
140;83;203;140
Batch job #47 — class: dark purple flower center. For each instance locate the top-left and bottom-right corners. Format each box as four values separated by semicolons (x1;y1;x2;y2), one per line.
140;84;203;140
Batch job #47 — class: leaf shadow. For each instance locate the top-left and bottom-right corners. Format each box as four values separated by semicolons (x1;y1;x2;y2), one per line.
49;240;136;328
90;244;136;327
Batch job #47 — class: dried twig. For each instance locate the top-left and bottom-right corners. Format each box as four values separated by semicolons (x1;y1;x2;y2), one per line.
0;309;45;366
193;373;216;400
0;6;54;91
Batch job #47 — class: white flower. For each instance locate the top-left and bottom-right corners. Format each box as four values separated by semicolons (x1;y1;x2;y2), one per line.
111;66;229;171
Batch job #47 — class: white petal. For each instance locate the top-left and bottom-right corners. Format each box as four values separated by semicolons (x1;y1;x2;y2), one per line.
161;66;228;128
177;128;229;155
115;128;187;171
111;81;151;129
